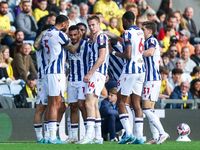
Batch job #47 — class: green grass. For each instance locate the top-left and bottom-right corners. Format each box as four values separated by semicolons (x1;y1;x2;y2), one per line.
0;141;200;150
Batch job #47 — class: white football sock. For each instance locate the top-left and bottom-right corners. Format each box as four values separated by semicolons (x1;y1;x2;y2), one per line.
143;109;165;135
44;121;49;140
135;117;143;139
48;121;57;141
67;113;72;139
71;123;78;140
119;114;132;136
94;118;102;140
85;117;95;139
34;123;43;141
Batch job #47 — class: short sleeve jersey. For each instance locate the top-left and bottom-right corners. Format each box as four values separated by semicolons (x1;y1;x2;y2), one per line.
41;26;68;74
122;25;145;74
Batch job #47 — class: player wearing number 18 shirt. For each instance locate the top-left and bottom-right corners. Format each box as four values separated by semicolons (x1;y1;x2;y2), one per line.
141;21;169;145
109;11;145;144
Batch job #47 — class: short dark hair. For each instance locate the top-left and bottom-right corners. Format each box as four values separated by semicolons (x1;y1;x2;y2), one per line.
159;66;169;75
169;43;177;49
142;21;157;35
69;25;79;31
123;11;135;23
172;68;183;75
162;53;170;58
38;0;47;3
48;12;58;18
76;23;87;30
168;15;177;21
87;15;100;23
22;1;30;5
95;12;103;15
164;25;173;34
15;29;24;36
55;15;68;25
42;24;53;31
0;1;8;6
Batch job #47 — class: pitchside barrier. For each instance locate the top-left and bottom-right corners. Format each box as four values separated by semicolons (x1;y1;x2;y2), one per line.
0;108;200;141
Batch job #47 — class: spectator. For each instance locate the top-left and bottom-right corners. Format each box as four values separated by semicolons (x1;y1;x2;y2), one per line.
9;29;24;59
183;7;198;43
161;53;170;68
170;59;192;82
176;29;195;57
0;32;2;46
190;79;200;108
162;25;175;53
68;5;80;27
157;0;173;22
158;40;165;66
155;9;166;37
142;9;158;22
137;0;148;16
59;0;68;16
15;1;38;40
78;3;89;31
173;10;188;32
12;43;37;82
0;1;15;46
95;12;107;31
93;0;119;25
169;81;193;109
157;15;178;41
190;66;200;80
14;0;26;17
159;67;171;99
190;44;200;66
119;0;131;18
19;73;37;107
167;44;179;71
100;87;123;141
181;46;196;74
36;12;57;37
136;16;144;29
107;17;121;37
46;0;59;13
168;68;183;91
33;0;49;22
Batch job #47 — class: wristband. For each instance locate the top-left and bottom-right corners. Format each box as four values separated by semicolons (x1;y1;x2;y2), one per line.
112;51;116;56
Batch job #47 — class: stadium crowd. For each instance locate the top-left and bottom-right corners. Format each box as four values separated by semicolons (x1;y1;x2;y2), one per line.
0;0;200;144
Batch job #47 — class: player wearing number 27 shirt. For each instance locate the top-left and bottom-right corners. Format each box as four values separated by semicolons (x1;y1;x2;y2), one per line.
109;12;145;144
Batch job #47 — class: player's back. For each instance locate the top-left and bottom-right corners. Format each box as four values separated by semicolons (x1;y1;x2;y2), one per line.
122;25;145;74
143;35;161;81
41;26;68;74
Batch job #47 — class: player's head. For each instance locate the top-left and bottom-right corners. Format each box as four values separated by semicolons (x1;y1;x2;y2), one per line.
69;25;80;44
55;15;69;32
122;11;135;30
142;21;157;39
87;15;100;34
77;23;87;39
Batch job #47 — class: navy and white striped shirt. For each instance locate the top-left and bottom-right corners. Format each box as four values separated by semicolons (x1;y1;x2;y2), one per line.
67;39;90;82
122;25;145;74
143;35;161;81
36;49;46;79
88;32;109;76
108;42;124;81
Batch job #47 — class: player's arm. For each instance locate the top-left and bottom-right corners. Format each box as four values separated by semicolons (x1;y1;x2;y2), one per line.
63;40;81;54
33;30;46;50
83;48;106;83
103;31;123;44
142;47;155;57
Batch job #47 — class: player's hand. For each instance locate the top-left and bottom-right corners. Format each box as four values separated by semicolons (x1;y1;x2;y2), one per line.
83;74;91;83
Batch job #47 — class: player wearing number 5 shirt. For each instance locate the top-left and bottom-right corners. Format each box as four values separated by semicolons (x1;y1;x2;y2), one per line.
141;21;169;145
109;11;145;144
34;15;82;144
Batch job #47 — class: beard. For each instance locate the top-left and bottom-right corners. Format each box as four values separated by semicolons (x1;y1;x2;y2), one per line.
61;26;67;33
0;11;7;15
16;39;23;43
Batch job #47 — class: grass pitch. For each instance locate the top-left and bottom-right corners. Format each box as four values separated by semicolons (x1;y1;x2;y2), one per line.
0;141;200;150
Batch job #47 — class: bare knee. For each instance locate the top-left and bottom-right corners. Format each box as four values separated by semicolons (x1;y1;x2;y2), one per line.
78;100;85;110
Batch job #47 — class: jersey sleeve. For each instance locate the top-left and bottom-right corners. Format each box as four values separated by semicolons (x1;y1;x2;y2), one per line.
123;31;132;47
58;31;69;46
97;34;107;50
148;38;156;49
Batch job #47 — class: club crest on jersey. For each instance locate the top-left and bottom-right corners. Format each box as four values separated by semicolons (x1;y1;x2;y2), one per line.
39;88;41;91
97;35;106;44
124;77;126;81
58;79;60;82
97;78;99;82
